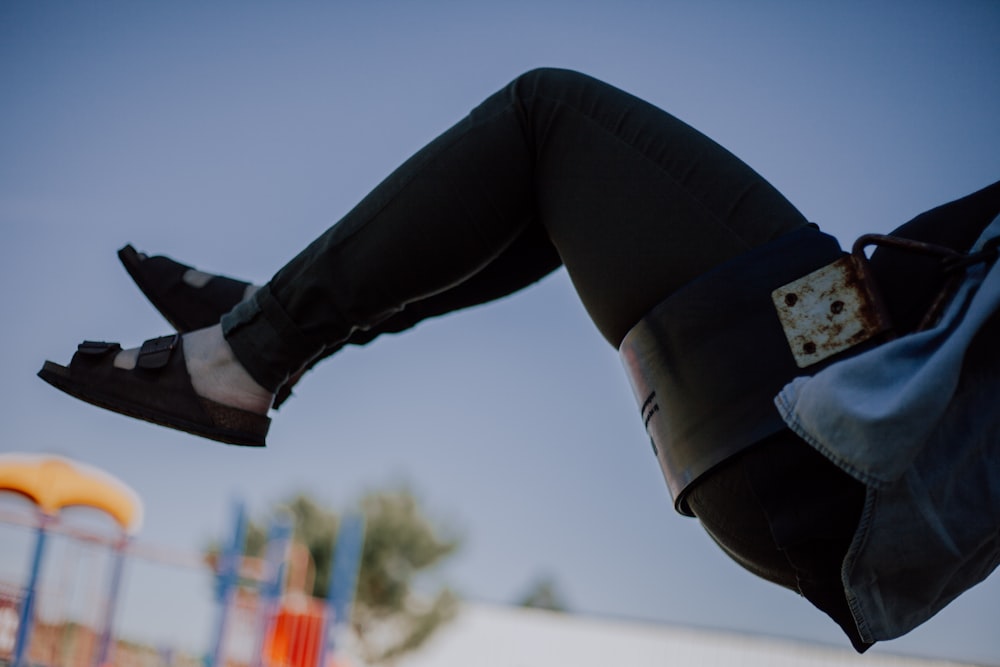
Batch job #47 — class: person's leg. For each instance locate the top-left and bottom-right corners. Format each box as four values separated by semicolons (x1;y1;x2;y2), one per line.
118;224;561;406
276;224;561;405
121;214;561;340
224;67;808;392
337;222;561;346
41;68;809;445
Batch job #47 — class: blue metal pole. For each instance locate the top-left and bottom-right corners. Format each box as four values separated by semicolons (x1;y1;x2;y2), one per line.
208;501;247;667
318;512;366;667
13;513;50;667
93;534;130;667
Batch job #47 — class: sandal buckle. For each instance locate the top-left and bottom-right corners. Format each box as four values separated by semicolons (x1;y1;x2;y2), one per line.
137;334;179;369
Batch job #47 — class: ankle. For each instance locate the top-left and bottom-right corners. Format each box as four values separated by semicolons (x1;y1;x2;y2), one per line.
183;326;274;413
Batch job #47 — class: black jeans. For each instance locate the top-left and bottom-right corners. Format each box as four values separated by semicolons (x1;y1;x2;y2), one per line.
222;68;806;389
219;68;999;649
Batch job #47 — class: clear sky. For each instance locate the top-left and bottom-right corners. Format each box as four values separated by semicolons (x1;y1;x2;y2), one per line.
1;1;998;664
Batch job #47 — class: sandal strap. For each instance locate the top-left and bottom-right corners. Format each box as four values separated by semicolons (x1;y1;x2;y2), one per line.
77;341;122;356
137;334;180;370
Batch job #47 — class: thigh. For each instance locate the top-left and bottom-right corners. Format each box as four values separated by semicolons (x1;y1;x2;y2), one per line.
517;69;809;345
689;430;869;649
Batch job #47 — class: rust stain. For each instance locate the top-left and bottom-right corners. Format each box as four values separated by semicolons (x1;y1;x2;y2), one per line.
772;255;892;368
775;233;973;368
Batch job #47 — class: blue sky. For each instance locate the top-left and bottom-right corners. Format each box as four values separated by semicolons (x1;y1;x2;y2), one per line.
1;1;998;664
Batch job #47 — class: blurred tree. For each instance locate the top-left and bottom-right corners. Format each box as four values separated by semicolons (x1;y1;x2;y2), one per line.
517;575;569;612
209;487;460;664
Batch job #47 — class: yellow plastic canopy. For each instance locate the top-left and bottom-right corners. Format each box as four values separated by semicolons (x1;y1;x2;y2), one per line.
0;454;143;533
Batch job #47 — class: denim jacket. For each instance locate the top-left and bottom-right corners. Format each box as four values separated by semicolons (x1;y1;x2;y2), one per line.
775;214;1000;642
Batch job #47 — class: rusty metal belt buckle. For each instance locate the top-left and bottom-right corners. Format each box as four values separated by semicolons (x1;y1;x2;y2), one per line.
772;233;966;368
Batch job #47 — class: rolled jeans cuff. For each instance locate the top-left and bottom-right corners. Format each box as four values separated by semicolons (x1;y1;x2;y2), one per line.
221;285;324;392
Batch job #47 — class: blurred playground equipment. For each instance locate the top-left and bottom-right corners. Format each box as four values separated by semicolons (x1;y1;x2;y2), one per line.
0;453;365;667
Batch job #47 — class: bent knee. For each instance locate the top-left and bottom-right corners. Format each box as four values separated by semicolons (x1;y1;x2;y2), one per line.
511;67;601;97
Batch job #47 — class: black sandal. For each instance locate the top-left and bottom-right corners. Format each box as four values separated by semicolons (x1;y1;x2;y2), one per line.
120;244;300;409
118;245;249;333
38;334;270;447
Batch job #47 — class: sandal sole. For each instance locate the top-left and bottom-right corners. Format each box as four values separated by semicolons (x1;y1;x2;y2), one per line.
38;361;268;447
